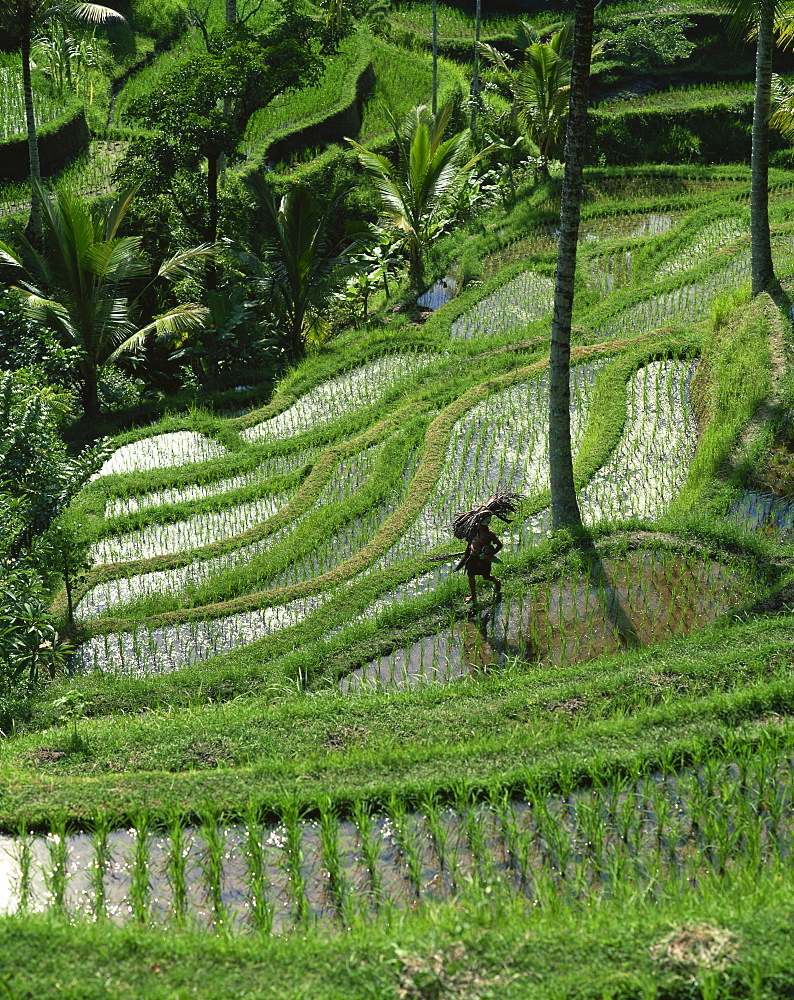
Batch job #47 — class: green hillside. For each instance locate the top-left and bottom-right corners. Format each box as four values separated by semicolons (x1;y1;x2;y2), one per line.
2;1;794;997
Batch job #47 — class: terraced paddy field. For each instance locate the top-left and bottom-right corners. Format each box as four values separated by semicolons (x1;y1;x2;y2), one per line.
7;162;794;997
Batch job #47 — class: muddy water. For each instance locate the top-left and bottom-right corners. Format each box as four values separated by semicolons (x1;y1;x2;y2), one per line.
2;754;792;931
348;549;761;690
729;490;794;537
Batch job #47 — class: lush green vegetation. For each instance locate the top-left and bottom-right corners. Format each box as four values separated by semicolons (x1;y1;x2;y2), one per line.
3;0;794;995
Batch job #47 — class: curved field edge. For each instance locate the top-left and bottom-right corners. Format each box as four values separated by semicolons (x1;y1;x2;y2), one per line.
63;332;694;636
3;600;794;826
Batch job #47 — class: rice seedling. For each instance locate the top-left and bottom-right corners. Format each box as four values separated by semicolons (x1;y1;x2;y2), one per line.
127;811;152;924
88;810;114;920
387;794;424;897
277;793;309;927
74;584;340;675
419;791;451;880
243;353;442;443
104;447;318;519
579;360;697;524
490;787;531;890
197;804;228;930
318;796;348;919
11;823;34;912
591;249;633;294
91;490;294;564
0;62;66;139
43;815;69;912
658;217;748;278
352;799;384;906
241;799;274;935
450;270;555;340
164;810;191;928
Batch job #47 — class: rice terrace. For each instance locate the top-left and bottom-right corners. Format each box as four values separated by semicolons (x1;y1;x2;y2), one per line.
5;0;794;994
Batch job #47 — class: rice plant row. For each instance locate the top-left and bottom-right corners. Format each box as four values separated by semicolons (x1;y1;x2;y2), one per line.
0;140;127;219
92;431;229;482
73;588;337;675
480;214;676;282
592;255;751;340
348;544;759;690
578;359;697;523
341;360;697;665
590;251;632;295
75;360;691;668
243;353;443;443
5;745;794;931
657;216;748;278
76;445;392;620
104;447;319;519
78;447;386;619
91;490;295;565
0;63;65;139
410;361;605;553
450;270;554;340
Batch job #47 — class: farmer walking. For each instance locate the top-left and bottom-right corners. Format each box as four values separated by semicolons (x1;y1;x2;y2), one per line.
451;492;524;605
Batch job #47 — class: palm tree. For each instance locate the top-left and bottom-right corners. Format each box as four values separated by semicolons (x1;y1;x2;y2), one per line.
548;0;597;531
470;0;482;129
0;182;214;419
722;0;785;295
348;102;491;290
480;21;604;176
246;176;362;358
431;0;438;115
0;0;125;243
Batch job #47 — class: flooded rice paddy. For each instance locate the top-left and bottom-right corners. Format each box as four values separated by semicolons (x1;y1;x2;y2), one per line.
2;749;792;932
344;547;763;691
91;432;229;481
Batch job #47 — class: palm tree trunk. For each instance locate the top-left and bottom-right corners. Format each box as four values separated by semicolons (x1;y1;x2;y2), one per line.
217;0;236;184
431;0;438;116
21;34;43;245
207;153;219;289
290;313;305;359
80;361;101;421
751;3;776;295
548;0;595;532
470;0;481;130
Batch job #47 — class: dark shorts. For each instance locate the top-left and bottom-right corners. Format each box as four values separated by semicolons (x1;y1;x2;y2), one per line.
465;555;493;576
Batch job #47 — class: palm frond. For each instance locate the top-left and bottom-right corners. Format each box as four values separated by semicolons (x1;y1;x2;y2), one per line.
63;2;127;24
106;304;209;363
156;244;217;282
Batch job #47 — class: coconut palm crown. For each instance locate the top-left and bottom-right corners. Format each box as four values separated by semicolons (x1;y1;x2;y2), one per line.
348;101;492;289
0;0;126;242
0;182;214;419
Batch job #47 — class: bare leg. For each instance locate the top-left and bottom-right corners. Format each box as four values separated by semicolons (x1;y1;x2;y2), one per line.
484;573;501;592
465;573;477;603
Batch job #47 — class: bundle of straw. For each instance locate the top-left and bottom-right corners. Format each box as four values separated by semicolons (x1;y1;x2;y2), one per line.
452;491;526;541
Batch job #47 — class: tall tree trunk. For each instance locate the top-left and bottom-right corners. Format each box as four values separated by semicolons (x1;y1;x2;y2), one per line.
431;0;438;115
218;0;236;184
207;154;219;289
470;0;481;130
80;361;100;421
21;34;43;245
751;3;776;295
548;0;595;532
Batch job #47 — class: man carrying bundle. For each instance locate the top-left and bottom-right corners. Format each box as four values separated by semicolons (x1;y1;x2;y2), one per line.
451;491;524;606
